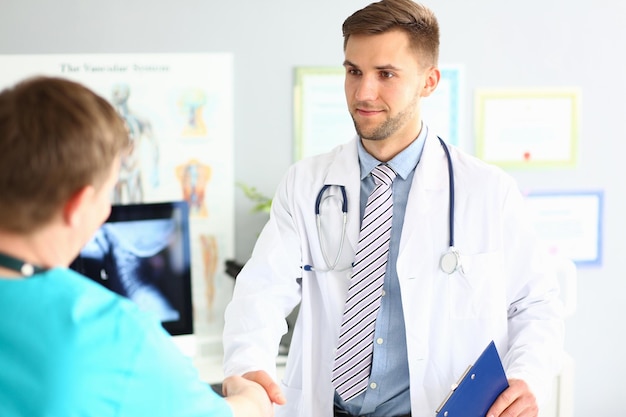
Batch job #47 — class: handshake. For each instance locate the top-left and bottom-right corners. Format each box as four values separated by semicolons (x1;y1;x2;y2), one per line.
222;371;285;417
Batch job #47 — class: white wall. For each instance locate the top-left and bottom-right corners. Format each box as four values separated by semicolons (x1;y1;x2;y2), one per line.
1;1;624;414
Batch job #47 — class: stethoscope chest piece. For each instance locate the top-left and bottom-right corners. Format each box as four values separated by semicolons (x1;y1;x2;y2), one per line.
440;247;461;274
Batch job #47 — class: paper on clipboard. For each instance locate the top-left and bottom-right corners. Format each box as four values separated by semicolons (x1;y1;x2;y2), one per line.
436;341;509;417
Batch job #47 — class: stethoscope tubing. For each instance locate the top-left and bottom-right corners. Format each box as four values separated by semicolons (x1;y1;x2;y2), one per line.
315;184;348;215
308;136;458;274
316;210;347;270
437;136;455;248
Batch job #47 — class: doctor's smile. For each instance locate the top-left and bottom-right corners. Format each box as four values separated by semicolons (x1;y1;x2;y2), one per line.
354;107;384;117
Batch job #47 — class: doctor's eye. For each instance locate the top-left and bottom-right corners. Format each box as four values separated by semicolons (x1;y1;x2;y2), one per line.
346;68;362;76
379;71;394;79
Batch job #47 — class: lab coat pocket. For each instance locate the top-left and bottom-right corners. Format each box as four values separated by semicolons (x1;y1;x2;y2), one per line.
448;251;503;319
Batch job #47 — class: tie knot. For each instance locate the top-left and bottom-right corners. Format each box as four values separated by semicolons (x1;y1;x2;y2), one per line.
371;164;396;187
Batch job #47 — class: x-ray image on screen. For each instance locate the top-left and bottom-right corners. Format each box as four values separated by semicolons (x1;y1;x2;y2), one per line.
71;201;193;336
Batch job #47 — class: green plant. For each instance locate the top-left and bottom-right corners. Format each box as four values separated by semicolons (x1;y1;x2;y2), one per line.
237;182;272;213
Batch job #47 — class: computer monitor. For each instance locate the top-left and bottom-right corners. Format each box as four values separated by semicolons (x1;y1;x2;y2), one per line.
70;201;194;337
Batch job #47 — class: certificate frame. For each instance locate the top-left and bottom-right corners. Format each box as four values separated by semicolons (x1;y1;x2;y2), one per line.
524;190;603;266
293;66;353;161
475;89;580;169
293;65;463;161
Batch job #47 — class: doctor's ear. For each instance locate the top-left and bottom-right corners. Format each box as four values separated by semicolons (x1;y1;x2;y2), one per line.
420;66;440;98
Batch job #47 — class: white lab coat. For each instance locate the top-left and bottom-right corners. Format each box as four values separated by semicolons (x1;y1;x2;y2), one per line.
223;131;564;417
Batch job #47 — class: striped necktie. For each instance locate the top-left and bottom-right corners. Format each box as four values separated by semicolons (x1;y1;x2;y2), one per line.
331;164;396;402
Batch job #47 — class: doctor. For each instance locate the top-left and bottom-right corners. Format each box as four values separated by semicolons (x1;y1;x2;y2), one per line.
223;1;564;416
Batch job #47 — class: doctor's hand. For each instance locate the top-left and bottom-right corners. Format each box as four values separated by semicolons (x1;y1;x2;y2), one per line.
486;378;538;417
222;375;274;417
243;370;287;406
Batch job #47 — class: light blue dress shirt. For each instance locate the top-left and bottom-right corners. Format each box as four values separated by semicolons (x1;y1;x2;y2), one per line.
334;125;428;416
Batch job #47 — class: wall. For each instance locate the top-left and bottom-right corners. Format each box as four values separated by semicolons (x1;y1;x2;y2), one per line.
1;1;624;414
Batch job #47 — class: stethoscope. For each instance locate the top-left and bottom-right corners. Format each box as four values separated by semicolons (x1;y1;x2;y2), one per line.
305;137;462;275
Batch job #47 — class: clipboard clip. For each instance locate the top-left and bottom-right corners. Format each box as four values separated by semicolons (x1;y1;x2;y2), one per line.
435;365;473;414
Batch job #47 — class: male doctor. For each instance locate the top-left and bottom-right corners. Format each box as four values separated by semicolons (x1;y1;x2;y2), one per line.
223;1;564;416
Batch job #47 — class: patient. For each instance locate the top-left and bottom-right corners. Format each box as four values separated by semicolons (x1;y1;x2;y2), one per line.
0;76;274;417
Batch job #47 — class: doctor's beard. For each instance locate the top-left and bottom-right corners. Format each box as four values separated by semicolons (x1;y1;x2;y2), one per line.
350;93;420;142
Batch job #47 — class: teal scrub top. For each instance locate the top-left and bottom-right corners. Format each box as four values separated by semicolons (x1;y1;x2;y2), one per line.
0;268;233;417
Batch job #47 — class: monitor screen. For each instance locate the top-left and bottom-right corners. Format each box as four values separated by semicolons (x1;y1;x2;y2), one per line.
70;201;193;336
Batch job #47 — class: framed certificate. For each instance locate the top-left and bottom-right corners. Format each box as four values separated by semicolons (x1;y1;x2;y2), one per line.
293;67;353;161
475;89;580;168
525;190;603;266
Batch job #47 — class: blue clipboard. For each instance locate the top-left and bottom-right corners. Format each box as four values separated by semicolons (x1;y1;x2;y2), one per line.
435;341;509;417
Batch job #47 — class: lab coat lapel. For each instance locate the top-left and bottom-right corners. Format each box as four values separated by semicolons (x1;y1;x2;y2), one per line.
398;132;449;258
324;136;362;255
396;132;452;395
305;137;361;415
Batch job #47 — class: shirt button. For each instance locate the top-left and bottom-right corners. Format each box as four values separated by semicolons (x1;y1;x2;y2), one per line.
382;290;386;296
370;382;377;389
376;338;384;345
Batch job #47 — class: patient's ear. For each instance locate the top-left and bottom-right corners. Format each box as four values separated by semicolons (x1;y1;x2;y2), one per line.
62;185;95;228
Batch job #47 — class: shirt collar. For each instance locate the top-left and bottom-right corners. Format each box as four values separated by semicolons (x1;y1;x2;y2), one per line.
357;123;429;181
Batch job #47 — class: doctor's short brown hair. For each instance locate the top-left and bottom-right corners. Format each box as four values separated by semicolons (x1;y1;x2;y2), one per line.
0;76;129;233
342;0;440;68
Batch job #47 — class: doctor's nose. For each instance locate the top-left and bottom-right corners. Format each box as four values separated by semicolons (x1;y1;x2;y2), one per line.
353;76;379;102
